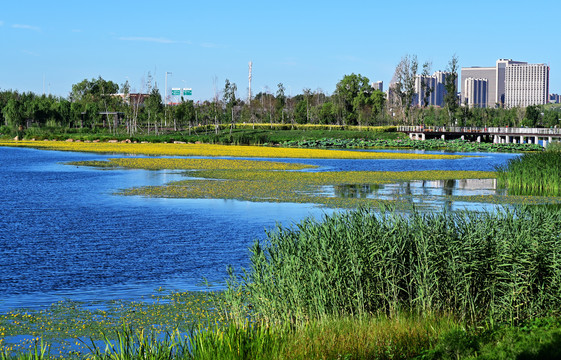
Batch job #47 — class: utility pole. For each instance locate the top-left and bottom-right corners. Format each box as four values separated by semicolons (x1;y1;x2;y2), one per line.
248;61;252;103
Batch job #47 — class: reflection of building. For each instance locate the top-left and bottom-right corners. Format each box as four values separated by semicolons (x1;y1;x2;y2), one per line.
464;78;488;108
423;179;497;190
461;59;549;108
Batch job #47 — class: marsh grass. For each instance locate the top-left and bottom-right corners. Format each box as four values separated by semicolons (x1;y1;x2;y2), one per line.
225;206;561;325
496;149;561;196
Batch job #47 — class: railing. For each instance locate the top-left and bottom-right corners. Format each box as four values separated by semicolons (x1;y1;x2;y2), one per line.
398;126;561;135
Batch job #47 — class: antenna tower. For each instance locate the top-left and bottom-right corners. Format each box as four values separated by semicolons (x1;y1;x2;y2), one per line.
248;61;252;103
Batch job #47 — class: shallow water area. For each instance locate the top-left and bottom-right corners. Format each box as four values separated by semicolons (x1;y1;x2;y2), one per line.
0;146;520;314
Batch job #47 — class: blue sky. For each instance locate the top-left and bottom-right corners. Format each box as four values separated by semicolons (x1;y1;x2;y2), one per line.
1;0;559;102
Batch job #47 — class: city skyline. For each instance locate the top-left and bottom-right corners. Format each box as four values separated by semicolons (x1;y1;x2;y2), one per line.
1;0;559;102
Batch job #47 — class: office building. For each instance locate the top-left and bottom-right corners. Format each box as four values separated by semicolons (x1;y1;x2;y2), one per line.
464;78;488;108
372;81;383;92
504;63;549;107
461;59;549;108
414;71;452;107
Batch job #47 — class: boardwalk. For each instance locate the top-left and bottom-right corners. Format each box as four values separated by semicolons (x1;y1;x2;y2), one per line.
398;126;561;147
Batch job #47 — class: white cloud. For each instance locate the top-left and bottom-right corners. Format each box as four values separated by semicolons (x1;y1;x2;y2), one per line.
119;36;177;44
12;24;40;31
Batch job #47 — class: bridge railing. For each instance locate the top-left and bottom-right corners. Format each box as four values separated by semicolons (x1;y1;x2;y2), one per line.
398;126;561;135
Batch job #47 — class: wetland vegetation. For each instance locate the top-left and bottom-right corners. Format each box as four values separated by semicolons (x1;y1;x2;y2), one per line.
2;140;561;359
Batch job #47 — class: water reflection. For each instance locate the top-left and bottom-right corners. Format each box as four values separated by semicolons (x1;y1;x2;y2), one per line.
323;178;504;211
333;184;379;198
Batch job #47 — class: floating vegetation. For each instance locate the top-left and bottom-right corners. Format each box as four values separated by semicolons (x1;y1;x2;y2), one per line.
284;137;544;152
67;158;317;171
120;169;496;209
0;140;467;160
0;291;223;357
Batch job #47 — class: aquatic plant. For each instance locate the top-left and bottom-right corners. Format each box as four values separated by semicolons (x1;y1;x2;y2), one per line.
225;206;561;325
120;169;495;209
67;158;316;171
496;149;561;196
284;137;544;152
0;140;467;160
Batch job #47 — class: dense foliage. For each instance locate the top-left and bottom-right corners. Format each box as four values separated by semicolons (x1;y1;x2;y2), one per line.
496;144;561;195
2;74;561;141
226;206;561;325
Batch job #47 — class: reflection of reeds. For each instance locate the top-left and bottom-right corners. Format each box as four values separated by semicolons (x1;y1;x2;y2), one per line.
496;149;561;196
226;206;561;325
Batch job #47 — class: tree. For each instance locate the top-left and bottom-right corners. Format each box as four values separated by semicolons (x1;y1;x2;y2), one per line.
2;98;24;129
391;55;418;124
420;61;433;108
334;73;373;125
175;99;196;134
223;79;238;135
275;83;286;123
444;54;459;125
145;87;163;135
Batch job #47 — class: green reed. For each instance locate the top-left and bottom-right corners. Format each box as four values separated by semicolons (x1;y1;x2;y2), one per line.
225;206;561;325
496;148;561;196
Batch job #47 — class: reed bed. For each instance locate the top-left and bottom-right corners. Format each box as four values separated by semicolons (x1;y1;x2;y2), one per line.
225;206;561;325
496;149;561;196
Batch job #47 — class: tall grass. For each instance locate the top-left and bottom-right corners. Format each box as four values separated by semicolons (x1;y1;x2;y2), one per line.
225;206;561;325
496;146;561;196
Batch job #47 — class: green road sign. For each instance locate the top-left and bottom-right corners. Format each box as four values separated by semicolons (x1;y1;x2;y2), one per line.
171;88;180;96
183;88;192;96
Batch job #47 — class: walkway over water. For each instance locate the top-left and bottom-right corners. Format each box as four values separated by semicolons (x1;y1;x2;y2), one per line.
398;126;561;147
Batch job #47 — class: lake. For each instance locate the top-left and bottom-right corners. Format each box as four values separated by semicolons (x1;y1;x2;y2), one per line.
0;146;519;313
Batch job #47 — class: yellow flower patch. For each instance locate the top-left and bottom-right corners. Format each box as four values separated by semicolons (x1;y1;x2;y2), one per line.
68;158;316;171
0;140;467;160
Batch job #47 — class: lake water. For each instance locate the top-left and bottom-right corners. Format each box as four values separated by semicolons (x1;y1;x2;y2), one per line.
0;146;519;313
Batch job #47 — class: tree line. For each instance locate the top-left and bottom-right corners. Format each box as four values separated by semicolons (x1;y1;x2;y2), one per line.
2;56;560;138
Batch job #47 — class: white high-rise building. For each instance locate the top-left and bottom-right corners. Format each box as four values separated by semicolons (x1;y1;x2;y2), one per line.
504;63;549;108
461;59;549;108
464;78;488;108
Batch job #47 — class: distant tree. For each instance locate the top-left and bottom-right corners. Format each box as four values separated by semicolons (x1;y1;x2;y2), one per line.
444;54;459;125
334;73;373;125
391;54;418;124
420;61;433;108
223;79;238;135
145;87;163;134
275;83;286;123
176;99;196;134
2;98;24;129
523;105;540;127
